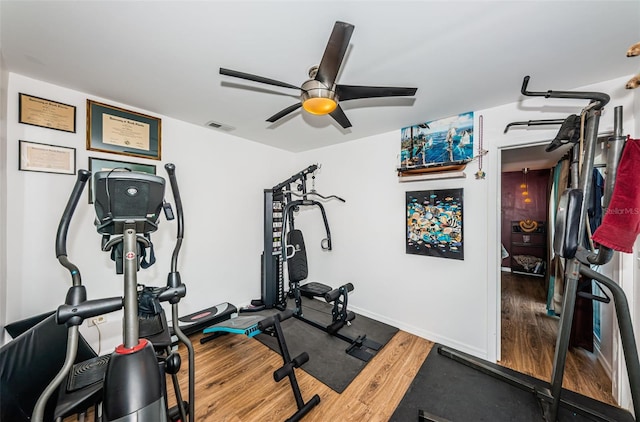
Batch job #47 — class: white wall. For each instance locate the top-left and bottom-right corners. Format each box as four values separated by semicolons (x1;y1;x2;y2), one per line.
3;73;297;347
295;126;491;357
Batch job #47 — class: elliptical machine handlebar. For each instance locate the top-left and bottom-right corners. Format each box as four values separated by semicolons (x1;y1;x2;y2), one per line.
56;169;91;286
164;163;184;274
162;163;195;421
521;75;610;109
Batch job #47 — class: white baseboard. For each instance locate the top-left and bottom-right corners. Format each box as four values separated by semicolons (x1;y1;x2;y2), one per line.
594;339;613;379
349;304;489;361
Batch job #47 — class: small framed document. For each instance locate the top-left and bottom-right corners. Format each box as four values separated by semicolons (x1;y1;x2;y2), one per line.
19;93;76;133
19;140;76;175
86;100;161;160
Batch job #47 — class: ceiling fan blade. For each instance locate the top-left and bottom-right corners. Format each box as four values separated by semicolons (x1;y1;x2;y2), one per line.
267;103;302;123
329;105;352;129
220;68;300;90
336;85;418;101
315;21;354;88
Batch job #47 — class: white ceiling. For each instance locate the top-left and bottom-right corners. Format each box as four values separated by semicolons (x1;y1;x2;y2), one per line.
1;1;639;153
501;142;572;173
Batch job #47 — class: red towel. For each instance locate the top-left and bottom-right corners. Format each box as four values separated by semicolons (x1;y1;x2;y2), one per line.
592;136;640;253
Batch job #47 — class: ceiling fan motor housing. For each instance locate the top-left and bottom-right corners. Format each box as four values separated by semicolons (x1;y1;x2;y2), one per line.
301;79;337;115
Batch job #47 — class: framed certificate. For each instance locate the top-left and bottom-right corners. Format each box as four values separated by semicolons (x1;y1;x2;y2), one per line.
19;93;76;133
19;140;76;175
86;100;161;160
88;156;157;203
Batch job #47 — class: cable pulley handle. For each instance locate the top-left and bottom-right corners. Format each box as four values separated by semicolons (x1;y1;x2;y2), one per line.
56;170;91;257
520;75;610;109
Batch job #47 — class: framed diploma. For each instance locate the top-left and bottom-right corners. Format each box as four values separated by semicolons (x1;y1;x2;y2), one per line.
19;140;76;175
19;93;76;133
86;100;161;160
88;157;157;203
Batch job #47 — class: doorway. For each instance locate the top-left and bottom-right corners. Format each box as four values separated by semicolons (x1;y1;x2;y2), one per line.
498;143;615;404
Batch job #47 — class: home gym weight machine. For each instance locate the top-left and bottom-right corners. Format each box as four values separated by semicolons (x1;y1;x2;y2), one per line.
33;164;195;422
252;164;382;361
422;76;640;421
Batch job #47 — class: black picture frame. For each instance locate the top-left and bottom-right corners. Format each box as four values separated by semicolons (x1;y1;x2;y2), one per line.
19;93;76;133
406;188;464;260
19;140;76;175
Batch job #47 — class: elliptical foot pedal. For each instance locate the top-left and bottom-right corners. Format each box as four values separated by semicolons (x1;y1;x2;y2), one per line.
299;282;332;299
67;354;111;391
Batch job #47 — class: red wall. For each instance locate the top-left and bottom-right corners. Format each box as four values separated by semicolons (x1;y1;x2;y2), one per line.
501;169;551;266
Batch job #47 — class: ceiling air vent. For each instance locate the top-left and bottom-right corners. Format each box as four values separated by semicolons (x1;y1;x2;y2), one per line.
205;120;235;132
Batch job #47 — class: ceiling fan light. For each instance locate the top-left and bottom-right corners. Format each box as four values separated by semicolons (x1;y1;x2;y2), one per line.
302;97;337;115
301;79;337;115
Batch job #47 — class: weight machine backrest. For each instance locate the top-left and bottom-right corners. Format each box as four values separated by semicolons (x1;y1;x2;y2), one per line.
287;229;308;283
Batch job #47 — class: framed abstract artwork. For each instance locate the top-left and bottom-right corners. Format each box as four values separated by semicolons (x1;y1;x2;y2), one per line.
406;188;464;260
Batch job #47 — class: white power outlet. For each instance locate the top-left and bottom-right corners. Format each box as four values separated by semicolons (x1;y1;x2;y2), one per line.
88;316;107;327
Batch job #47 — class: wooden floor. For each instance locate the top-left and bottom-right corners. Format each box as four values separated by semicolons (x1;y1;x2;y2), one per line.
67;271;617;421
499;271;616;405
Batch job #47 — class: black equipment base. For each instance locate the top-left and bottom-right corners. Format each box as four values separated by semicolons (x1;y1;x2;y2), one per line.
254;298;398;393
391;344;634;422
294;313;381;362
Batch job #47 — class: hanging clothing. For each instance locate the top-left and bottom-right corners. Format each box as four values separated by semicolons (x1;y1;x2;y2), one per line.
593;137;640;253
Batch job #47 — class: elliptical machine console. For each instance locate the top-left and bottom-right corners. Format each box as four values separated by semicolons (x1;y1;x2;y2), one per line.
94;170;166;235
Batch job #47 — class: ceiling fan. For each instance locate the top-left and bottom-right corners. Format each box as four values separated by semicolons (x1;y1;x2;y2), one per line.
219;21;418;129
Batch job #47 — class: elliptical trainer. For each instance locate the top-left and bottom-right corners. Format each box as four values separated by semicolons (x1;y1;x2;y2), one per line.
33;164;195;422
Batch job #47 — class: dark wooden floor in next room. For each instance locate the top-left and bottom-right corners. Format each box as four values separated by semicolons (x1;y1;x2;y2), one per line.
66;271;617;421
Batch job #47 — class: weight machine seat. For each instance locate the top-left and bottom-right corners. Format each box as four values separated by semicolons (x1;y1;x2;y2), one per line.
299;282;332;299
